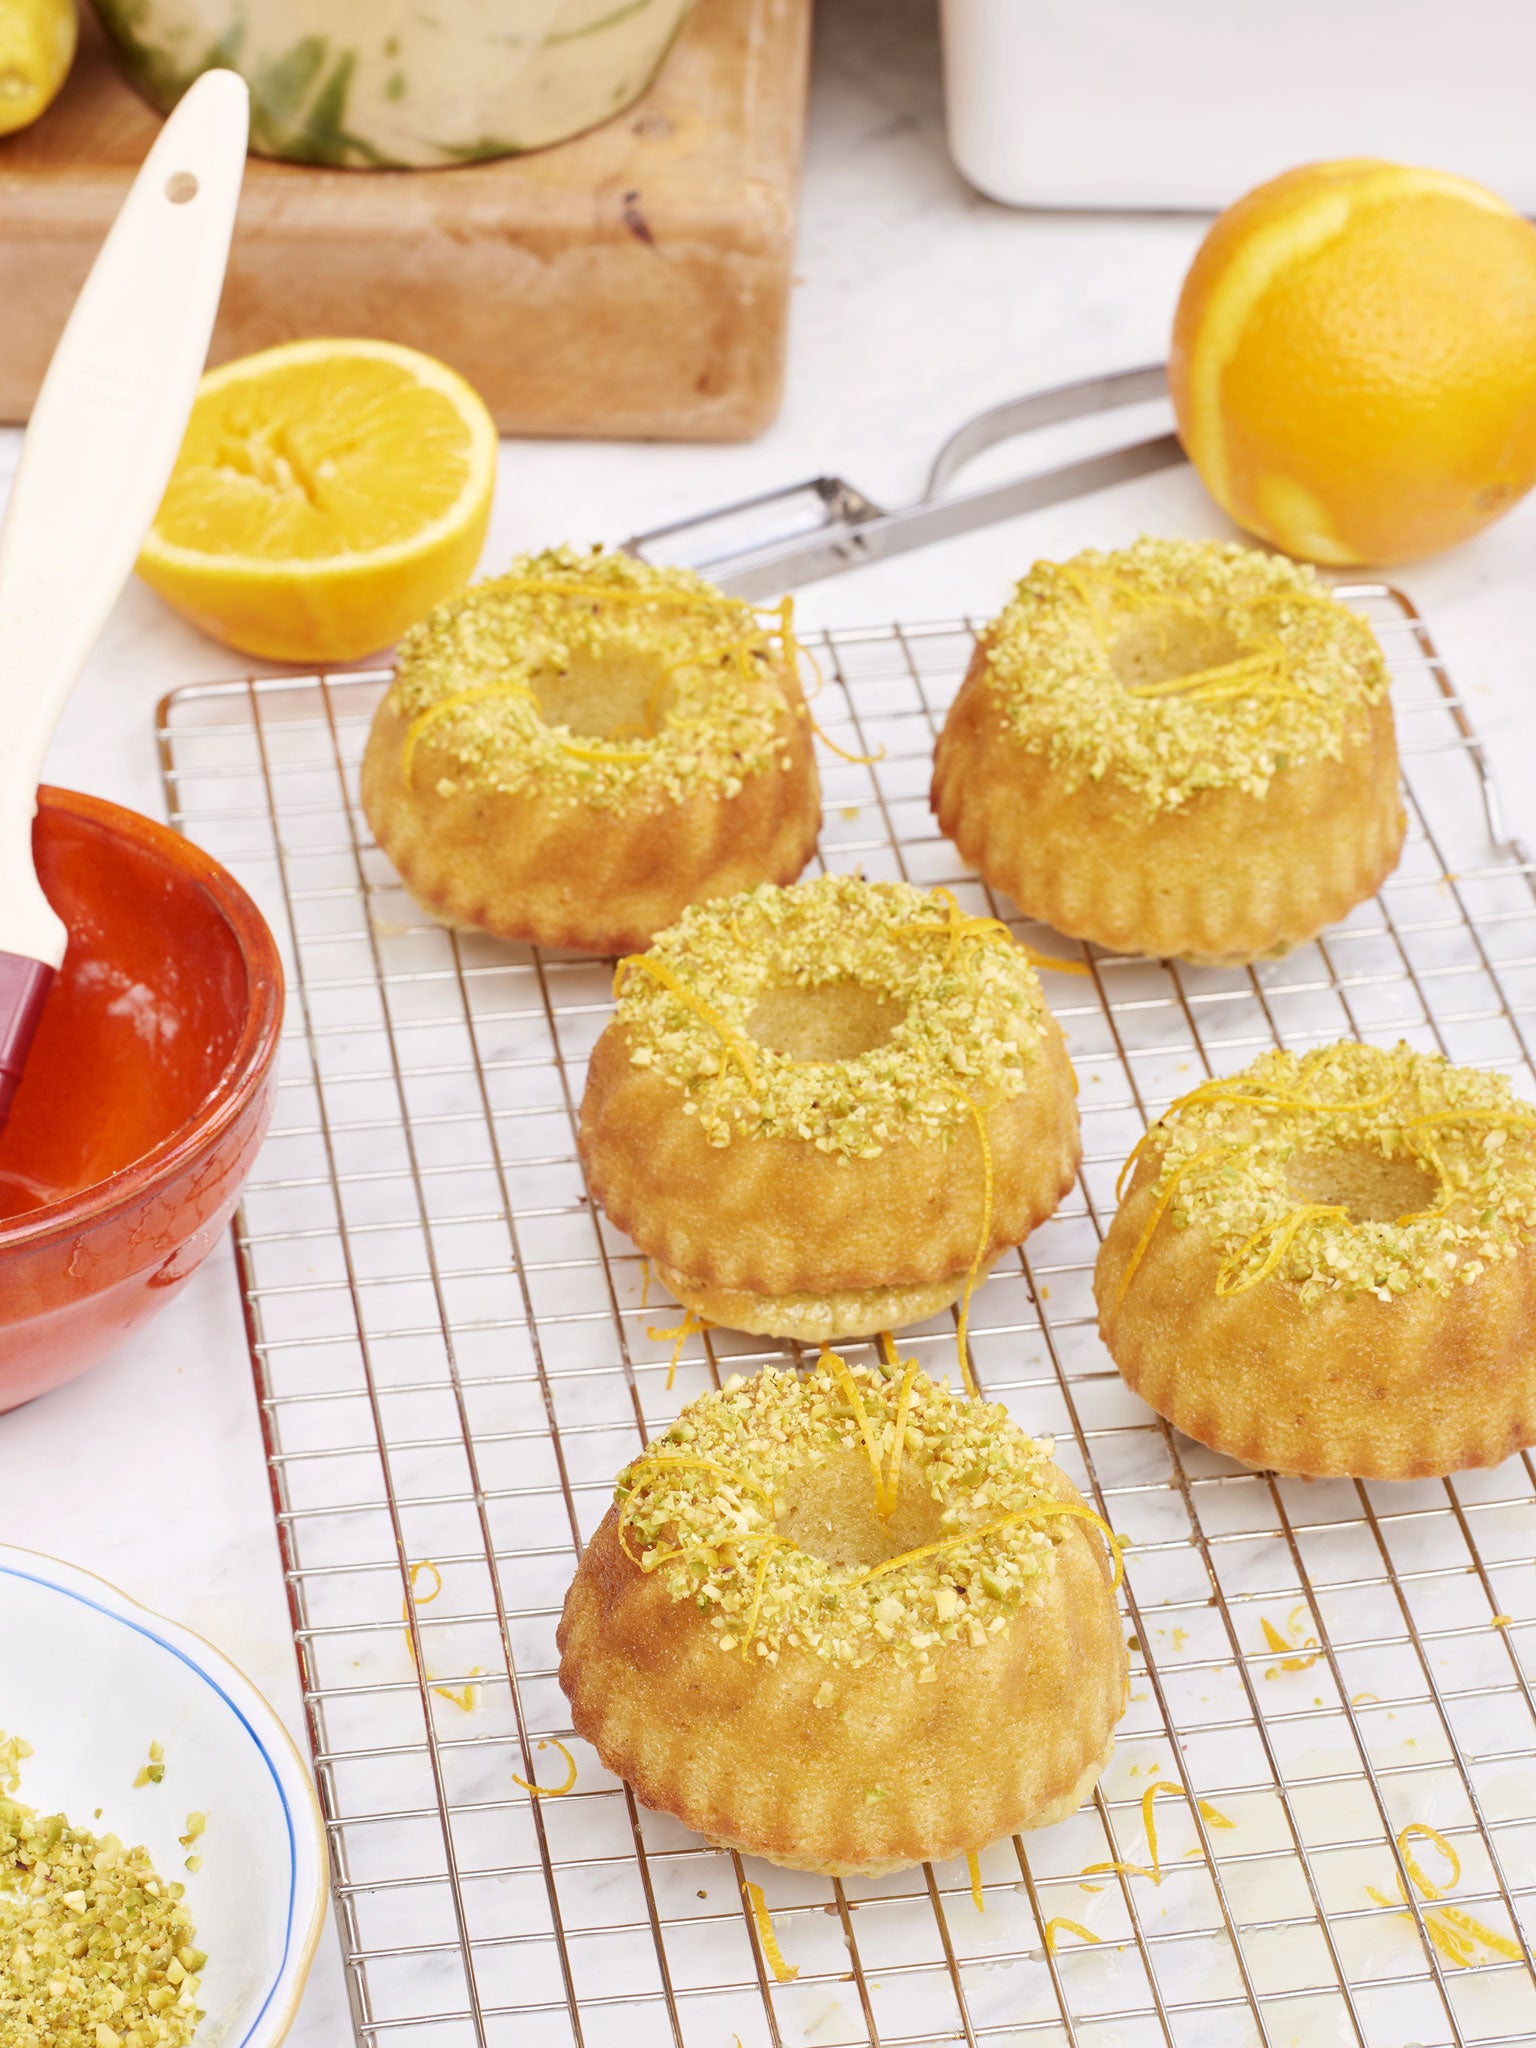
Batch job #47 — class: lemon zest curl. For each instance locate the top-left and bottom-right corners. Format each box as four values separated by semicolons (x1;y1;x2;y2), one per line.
745;1881;799;1981
511;1737;577;1798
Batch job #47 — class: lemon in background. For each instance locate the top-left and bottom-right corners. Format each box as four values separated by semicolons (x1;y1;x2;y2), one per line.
1171;159;1536;565
139;338;498;664
0;0;76;135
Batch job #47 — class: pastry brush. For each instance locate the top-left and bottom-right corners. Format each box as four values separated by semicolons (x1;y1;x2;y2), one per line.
0;70;248;1132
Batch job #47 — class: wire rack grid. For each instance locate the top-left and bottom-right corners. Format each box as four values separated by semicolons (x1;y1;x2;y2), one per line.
157;585;1536;2048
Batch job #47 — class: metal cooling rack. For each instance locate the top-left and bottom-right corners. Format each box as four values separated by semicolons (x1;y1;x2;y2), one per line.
158;587;1536;2048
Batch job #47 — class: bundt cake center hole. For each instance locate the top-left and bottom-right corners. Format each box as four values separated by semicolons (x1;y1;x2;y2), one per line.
776;1449;950;1568
530;648;675;740
1107;609;1251;693
1285;1144;1439;1223
744;981;904;1062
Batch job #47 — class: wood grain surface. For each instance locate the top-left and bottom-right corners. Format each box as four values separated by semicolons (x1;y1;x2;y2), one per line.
0;0;811;440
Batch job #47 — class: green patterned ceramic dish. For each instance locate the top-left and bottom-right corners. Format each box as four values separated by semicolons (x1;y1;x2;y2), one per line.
90;0;697;166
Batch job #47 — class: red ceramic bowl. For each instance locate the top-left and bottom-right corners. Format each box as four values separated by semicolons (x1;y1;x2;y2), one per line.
0;787;284;1408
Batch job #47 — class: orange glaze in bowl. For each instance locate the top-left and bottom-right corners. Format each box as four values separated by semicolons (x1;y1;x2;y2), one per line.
0;788;284;1407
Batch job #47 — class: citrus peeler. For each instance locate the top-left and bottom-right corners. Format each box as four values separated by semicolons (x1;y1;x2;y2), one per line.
624;363;1181;597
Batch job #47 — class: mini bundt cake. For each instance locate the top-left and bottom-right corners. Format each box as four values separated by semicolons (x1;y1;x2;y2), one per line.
578;873;1082;1361
931;538;1405;964
1095;1041;1536;1478
558;1356;1127;1874
360;547;821;954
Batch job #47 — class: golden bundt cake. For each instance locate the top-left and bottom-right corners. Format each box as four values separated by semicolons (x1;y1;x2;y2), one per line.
578;873;1082;1363
360;547;821;954
930;538;1405;964
558;1357;1127;1874
1095;1042;1536;1478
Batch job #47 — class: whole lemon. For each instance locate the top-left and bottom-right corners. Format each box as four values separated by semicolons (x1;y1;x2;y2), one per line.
0;0;76;136
1170;159;1536;565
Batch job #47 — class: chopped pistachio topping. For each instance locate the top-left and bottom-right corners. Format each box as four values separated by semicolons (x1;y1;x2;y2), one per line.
615;1360;1109;1669
0;1735;31;1799
614;874;1050;1157
388;544;800;810
130;1743;163;1791
1134;1042;1536;1306
982;537;1390;812
0;1735;205;2048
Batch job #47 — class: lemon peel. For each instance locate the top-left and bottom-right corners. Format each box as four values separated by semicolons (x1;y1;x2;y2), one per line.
1140;1781;1185;1878
955;1096;995;1399
894;884;1091;982
1082;1781;1233;1893
857;1498;1123;1595
1364;1819;1522;1969
1045;1917;1102;1952
1261;1607;1321;1677
765;593;885;767
615;953;761;1091
1217;1203;1349;1297
1113;1146;1229;1308
647;1307;711;1391
511;1737;577;1799
1115;1070;1401;1202
1081;1860;1160;1886
403;1560;481;1711
824;1346;892;1514
1397;1821;1459;1901
744;1881;799;1982
402;680;534;785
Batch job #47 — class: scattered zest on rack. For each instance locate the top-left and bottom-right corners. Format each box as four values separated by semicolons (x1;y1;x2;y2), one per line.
1081;1780;1235;1891
404;1560;481;1711
744;1881;799;1981
1045;1917;1101;1954
1261;1607;1321;1677
511;1737;578;1799
1366;1821;1523;1969
647;1306;712;1390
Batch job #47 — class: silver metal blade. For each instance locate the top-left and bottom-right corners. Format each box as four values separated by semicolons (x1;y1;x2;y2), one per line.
707;431;1186;598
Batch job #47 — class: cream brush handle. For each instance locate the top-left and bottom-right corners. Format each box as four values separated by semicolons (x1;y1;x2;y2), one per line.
0;68;249;966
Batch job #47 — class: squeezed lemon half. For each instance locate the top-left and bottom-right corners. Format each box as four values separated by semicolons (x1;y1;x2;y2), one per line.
138;337;498;663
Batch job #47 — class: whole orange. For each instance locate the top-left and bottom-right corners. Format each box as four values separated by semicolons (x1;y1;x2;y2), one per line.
1170;159;1536;564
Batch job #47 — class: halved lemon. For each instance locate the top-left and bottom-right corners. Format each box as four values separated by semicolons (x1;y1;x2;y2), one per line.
138;338;498;663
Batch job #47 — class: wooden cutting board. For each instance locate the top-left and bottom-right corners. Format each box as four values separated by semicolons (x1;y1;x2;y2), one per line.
0;0;811;441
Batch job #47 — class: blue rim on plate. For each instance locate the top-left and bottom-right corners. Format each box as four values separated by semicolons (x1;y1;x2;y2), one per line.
0;1544;329;2048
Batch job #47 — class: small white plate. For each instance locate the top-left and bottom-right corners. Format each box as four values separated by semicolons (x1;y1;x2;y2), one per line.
0;1544;329;2048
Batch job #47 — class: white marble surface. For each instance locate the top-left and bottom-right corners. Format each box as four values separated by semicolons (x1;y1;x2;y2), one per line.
2;0;1535;2040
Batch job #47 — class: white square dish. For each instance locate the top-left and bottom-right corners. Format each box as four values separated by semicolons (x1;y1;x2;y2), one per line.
941;0;1536;211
